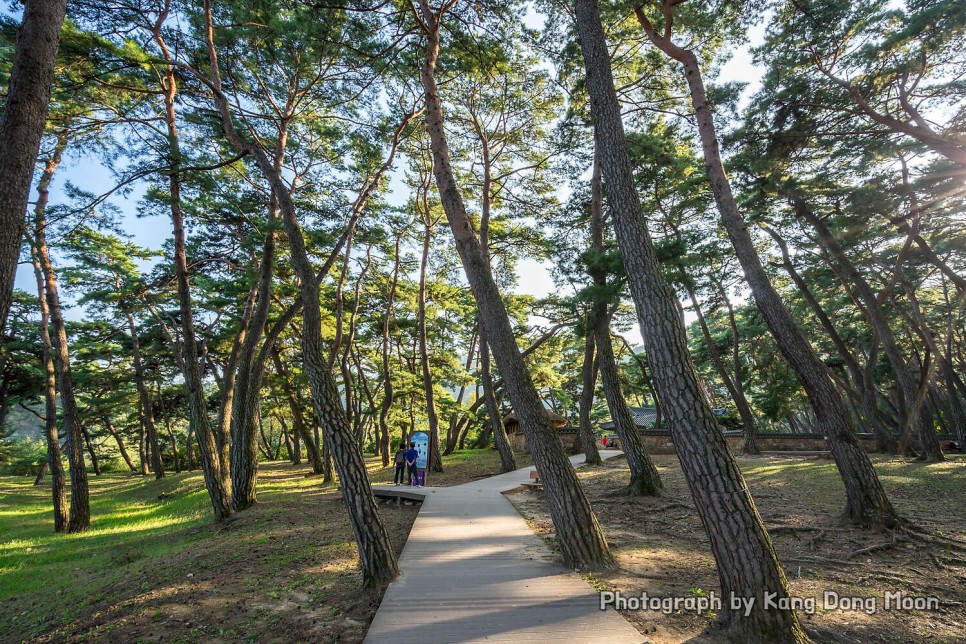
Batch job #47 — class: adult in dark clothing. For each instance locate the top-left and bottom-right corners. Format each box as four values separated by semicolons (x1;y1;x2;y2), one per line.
393;443;407;485
405;442;419;486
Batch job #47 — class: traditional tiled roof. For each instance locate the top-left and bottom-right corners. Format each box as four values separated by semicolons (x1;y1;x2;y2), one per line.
599;407;657;431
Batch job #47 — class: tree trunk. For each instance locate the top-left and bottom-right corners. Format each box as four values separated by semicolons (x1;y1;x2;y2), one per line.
794;198;938;462
33;461;48;486
760;223;896;453
127;314;163;479
155;385;181;473
0;0;68;334
29;231;67;531
688;288;759;454
82;426;100;476
479;334;516;471
417;218;444;472
154;26;232;520
418;0;613;570
230;191;278;510
378;236;403;469
588;139;660;490
595;317;663;495
577;330;603;465
203;0;398;586
103;417;136;472
579;2;808;637
31;144;88;532
272;349;324;475
445;328;477;454
633;6;900;529
138;414;148;475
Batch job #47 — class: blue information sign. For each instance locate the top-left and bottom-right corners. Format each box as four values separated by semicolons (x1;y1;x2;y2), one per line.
411;432;429;469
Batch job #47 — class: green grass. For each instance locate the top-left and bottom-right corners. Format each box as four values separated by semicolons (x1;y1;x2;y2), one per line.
0;462;377;641
0;471;214;636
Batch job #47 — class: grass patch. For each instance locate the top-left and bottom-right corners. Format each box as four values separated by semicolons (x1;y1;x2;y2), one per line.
0;461;419;643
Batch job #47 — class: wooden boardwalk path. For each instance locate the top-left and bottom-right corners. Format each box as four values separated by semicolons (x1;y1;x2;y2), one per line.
365;451;642;643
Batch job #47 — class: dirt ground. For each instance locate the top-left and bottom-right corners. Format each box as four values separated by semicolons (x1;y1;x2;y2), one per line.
7;463;420;644
505;454;966;643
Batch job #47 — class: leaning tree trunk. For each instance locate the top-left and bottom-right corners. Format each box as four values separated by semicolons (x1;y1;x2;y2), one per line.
0;0;68;334
203;0;399;586
578;1;808;638
155;30;233;520
418;0;613;570
34;187;89;533
230;192;278;511
576;330;603;464
760;223;897;453
687;288;759;454
633;5;900;529
103;417;137;472
715;281;761;455
588;141;661;491
596;314;662;495
29;237;67;532
479;334;517;471
272;349;324;475
794;198;940;462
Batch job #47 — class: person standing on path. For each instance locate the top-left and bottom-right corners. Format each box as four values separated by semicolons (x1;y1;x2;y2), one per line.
405;442;419;486
393;443;407;485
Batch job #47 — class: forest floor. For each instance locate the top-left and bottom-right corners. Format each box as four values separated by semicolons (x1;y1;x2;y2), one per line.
0;447;528;643
506;453;966;643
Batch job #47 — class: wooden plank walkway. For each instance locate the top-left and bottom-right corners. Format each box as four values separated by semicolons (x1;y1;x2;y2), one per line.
365;451;642;643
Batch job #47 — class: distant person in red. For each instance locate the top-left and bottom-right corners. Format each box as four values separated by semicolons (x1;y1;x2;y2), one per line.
405;442;420;487
393;442;407;486
602;436;608;448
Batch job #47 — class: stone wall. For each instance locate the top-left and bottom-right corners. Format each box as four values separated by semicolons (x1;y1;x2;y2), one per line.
510;430;880;455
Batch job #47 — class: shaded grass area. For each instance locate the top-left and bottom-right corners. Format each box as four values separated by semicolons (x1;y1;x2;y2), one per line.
507;454;966;643
365;447;532;487
0;461;419;643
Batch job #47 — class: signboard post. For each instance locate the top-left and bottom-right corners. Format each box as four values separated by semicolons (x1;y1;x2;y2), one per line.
411;432;429;486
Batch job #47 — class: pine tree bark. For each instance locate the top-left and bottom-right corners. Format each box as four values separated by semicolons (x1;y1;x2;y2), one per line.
595;316;663;494
33;165;89;532
154;16;233;519
417;218;444;472
577;330;603;464
634;3;900;528
418;0;613;570
203;0;398;586
687;288;759;454
230;193;278;510
0;0;68;334
29;235;67;532
578;1;808;637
